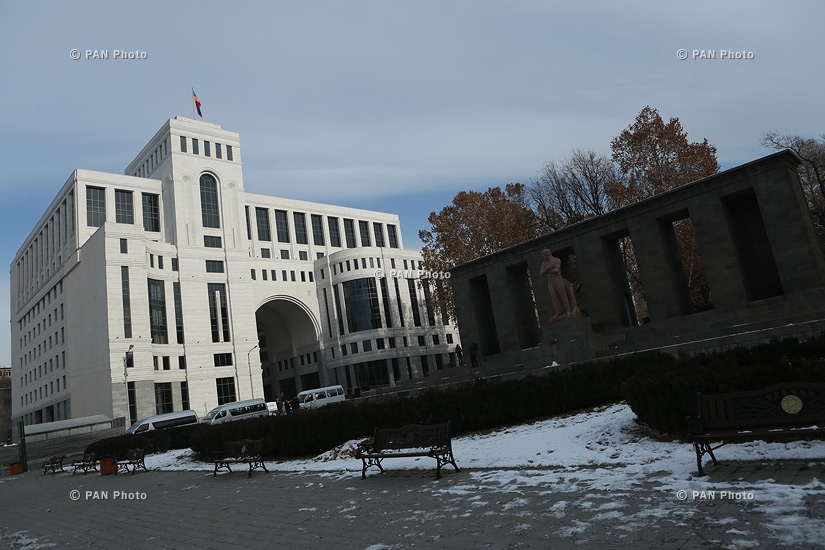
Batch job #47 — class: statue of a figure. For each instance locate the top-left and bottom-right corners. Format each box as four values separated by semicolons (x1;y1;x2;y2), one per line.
540;249;579;322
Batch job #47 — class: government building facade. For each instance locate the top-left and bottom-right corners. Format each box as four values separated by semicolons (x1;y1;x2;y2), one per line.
10;117;457;429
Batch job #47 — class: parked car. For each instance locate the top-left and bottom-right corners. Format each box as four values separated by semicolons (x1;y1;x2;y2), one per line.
202;398;268;425
126;410;199;435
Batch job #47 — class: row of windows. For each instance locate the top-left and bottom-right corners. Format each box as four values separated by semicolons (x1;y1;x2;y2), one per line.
88;186;161;231
260;248;321;261
21;350;65;389
21;375;68;407
132;138;168;178
16;192;74;305
247;207;400;250
251;269;314;283
180;136;234;162
18;282;64;361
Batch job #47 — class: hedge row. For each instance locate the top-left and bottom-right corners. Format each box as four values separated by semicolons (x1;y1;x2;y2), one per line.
87;336;825;459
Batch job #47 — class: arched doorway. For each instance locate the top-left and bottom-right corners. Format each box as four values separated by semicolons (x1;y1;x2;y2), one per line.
254;296;322;400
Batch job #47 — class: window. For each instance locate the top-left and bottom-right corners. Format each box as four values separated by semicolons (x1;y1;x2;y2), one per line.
245;206;251;240
172;258;179;271
280;250;289;260
387;225;399;248
155;382;173;415
158;256;164;270
142;193;160;232
271;270;277;281
214;353;233;366
205;260;224;273
215;143;222;159
86;186;106;227
328;217;341;247
179;356;187;370
256;207;271;241
199;174;220;228
342;278;382;332
311;214;325;246
120;239;128;254
299;251;308;261
418;336;426;346
251;269;256;280
379;277;393;328
262;270;268;280
294;212;308;244
358;221;371;247
216;377;236;405
226;145;234;161
274;210;290;242
373;222;385;247
180;136;187;153
408;279;422;327
181;381;190;410
261;248;271;258
115;190;134;224
173;281;184;344
204;141;211;157
163;356;171;370
208;283;230;342
148;279;168;344
192;138;199;155
363;340;373;352
344;219;357;248
204;235;222;248
121;266;132;338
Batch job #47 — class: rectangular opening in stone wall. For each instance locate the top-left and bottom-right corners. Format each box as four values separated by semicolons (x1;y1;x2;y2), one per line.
505;262;541;348
556;249;586;318
669;215;714;312
722;188;784;301
469;274;501;355
603;232;649;327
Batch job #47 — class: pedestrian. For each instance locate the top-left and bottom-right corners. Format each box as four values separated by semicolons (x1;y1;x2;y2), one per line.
455;344;464;366
469;342;479;369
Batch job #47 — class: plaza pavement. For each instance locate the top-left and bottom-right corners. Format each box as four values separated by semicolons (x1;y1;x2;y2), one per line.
1;458;824;549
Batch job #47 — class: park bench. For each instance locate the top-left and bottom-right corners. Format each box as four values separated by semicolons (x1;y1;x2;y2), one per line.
71;453;98;475
687;381;825;475
42;455;65;475
355;422;460;479
116;448;148;475
212;439;268;478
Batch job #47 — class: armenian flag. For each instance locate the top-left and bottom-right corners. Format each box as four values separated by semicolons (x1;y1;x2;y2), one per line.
192;88;202;117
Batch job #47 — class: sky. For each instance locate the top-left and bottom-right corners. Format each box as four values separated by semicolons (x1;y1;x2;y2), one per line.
1;0;824;367
141;403;825;546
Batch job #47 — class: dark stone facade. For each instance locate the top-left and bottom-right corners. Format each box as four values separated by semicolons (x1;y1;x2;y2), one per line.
451;151;825;369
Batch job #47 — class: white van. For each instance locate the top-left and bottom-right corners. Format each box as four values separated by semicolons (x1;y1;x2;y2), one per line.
297;385;346;409
202;398;268;425
126;410;199;435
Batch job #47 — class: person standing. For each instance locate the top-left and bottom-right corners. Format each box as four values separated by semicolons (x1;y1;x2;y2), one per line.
455;344;464;366
469;342;479;369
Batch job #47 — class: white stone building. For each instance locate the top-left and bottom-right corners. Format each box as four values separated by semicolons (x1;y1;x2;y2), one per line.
10;117;458;428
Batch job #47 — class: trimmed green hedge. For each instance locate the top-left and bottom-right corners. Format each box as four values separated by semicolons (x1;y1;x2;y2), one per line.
86;336;825;459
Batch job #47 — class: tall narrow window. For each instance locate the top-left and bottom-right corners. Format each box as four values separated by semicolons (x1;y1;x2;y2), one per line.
215;143;222;159
208;283;230;342
192;138;199;155
86;186;106;227
142;193;160;232
181;381;190;410
344;219;357;248
121;266;132;338
407;279;422;326
274;210;290;242
311;214;325;246
199;174;220;228
148;279;168;344
180;135;187;153
173;281;184;344
255;207;271;241
115;190;134;224
154;382;173;414
245;206;251;240
328;217;341;247
294;212;308;244
226;145;234;161
204;141;211;157
373;222;385;247
394;278;406;327
216;377;236;405
380;277;393;328
387;224;399;248
358;221;372;247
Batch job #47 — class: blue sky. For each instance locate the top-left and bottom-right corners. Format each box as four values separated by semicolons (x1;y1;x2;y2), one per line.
2;0;824;367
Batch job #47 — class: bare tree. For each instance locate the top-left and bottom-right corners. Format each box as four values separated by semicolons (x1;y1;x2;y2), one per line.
761;131;825;249
529;149;621;234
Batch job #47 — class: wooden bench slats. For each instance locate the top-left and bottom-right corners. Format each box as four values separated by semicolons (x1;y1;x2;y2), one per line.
355;422;460;479
116;448;148;475
43;455;65;475
71;453;98;475
687;382;825;475
212;439;268;478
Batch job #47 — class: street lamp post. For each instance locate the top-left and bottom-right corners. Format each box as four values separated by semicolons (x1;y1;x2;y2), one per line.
247;344;259;399
123;344;134;426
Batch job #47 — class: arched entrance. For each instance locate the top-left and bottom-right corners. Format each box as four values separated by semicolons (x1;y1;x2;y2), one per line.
254;296;322;400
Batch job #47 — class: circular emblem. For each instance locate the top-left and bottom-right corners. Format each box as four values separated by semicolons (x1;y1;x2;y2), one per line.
781;395;803;415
